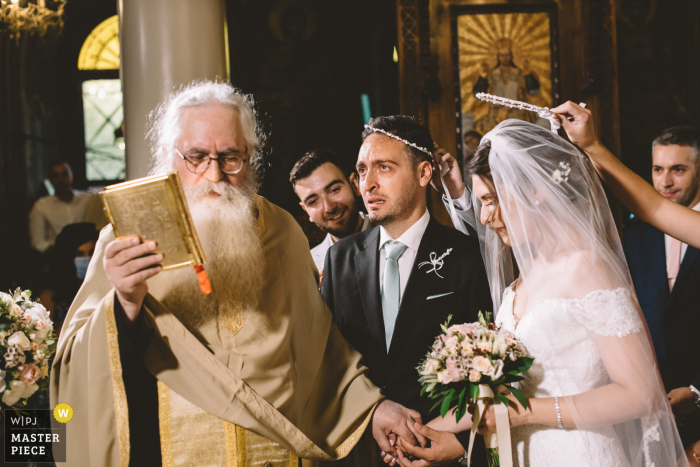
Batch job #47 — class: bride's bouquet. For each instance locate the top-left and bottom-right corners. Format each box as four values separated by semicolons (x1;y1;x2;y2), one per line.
0;289;56;411
418;312;533;467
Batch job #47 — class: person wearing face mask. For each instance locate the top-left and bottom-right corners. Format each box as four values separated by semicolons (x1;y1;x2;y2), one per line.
39;222;98;333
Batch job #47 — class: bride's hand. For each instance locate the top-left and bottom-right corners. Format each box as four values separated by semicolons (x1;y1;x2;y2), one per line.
476;394;531;435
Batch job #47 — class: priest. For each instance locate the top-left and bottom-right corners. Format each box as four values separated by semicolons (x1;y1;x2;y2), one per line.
50;81;422;467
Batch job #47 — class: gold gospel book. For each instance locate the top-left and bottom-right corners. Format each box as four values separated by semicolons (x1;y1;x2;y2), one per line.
99;172;206;271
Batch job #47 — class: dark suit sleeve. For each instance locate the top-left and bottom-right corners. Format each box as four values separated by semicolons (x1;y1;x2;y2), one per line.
468;259;494;317
320;246;335;316
692;374;700;390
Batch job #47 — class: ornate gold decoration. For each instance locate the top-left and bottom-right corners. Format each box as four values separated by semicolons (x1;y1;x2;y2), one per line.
0;1;65;38
158;381;174;467
457;13;553;115
104;292;131;467
335;403;377;459
224;423;239;467
78;15;120;70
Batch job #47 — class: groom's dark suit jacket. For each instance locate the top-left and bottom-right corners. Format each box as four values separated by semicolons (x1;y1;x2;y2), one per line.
622;221;700;445
321;216;492;462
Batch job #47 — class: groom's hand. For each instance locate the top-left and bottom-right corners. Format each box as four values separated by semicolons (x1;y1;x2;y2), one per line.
372;400;426;456
395;422;465;467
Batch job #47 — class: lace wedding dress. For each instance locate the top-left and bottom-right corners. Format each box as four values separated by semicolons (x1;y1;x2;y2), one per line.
496;285;656;467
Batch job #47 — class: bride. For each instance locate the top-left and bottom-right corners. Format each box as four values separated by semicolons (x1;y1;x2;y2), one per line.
408;120;687;467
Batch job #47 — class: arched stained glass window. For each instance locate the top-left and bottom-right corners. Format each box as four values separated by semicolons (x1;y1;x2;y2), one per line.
79;15;124;181
78;16;120;70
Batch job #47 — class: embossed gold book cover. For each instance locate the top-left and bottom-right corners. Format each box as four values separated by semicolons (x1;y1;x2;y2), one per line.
99;172;206;272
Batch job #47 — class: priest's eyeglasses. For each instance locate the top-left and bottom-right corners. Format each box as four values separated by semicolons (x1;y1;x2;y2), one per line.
176;148;247;175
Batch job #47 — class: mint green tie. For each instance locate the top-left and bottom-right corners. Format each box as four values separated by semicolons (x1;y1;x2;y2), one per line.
382;241;407;351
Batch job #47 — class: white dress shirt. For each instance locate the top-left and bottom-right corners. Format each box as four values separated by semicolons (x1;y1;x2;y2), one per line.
310;212;371;271
28;191;93;252
378;210;431;304
664;202;700;261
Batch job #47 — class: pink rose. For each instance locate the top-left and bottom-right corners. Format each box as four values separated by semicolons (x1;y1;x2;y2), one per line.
19;364;41;384
446;360;462;381
23;315;31;324
35;321;46;330
31;343;38;351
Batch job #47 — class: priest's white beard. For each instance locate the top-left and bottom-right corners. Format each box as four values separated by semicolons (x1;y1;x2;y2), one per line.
159;179;265;338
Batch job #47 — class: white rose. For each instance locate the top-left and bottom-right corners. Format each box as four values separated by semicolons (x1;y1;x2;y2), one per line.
493;336;508;358
2;381;26;406
444;335;459;350
0;293;12;309
468;370;482;383
24;305;51;327
476;339;493;353
21;382;38;399
460;343;475;358
491;359;504;380
472;355;494;375
422;359;440;376
437;369;454;384
7;332;31;352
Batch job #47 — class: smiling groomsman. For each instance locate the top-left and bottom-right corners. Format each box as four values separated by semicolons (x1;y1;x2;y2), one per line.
321;116;492;466
291;149;371;274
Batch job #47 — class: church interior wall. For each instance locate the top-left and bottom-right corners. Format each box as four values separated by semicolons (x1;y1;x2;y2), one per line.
0;0;699;291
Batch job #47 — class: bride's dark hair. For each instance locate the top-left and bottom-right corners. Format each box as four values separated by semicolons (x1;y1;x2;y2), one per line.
466;139;492;183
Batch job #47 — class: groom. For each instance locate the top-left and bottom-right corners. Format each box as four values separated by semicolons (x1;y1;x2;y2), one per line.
321;116;492;466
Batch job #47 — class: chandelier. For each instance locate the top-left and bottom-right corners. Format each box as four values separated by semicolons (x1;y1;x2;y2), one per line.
0;0;65;38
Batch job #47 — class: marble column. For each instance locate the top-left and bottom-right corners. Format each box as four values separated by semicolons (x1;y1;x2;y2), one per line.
118;0;229;180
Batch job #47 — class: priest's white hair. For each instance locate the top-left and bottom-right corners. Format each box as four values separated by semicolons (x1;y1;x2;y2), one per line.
147;80;265;176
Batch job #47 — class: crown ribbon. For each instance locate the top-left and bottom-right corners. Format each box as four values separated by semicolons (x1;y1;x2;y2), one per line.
364;125;433;156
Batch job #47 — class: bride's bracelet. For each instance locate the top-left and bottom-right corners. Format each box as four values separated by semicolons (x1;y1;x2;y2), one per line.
555;396;564;429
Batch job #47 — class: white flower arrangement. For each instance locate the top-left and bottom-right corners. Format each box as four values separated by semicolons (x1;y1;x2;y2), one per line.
0;289;56;409
418;312;533;466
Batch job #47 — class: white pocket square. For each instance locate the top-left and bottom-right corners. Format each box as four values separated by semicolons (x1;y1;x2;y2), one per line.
426;292;454;300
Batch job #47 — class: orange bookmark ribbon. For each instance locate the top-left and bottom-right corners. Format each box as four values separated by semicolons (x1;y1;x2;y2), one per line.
194;265;212;295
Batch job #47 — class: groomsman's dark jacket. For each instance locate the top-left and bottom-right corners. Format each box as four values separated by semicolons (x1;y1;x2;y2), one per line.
321;215;492;462
622;221;700;444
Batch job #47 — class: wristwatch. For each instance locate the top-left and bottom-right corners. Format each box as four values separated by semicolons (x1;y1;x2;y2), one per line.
690;385;700;409
458;450;469;466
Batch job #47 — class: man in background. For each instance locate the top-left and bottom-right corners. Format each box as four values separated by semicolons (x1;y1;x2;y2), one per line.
290;149;371;273
29;161;93;253
622;125;700;449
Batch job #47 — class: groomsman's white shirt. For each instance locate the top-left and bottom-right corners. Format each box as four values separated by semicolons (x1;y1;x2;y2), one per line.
311;212;371;272
378;209;430;306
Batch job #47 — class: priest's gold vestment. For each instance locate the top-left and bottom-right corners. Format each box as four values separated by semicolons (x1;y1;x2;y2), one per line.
50;197;383;466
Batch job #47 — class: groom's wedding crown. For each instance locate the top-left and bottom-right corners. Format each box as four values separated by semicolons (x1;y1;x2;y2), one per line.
363;125;433;156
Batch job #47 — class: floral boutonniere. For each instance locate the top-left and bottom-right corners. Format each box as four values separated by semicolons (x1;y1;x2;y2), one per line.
418;248;453;278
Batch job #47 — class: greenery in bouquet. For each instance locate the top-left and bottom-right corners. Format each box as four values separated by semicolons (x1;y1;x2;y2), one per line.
0;289;56;410
418;311;534;423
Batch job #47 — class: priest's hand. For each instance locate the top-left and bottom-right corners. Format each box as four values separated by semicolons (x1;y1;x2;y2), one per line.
430;149;465;200
372;400;426;457
104;235;163;323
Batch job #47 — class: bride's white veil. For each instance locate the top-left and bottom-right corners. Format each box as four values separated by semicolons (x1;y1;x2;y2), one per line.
471;119;687;466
